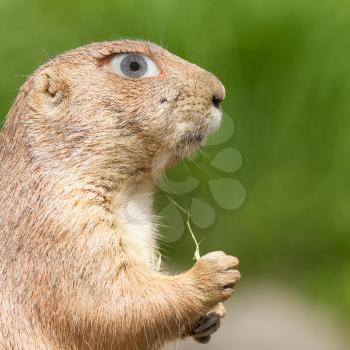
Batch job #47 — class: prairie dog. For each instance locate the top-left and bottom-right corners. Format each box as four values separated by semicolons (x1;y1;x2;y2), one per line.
0;40;240;349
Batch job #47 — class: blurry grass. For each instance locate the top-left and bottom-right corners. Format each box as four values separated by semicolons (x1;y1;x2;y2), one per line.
1;0;350;322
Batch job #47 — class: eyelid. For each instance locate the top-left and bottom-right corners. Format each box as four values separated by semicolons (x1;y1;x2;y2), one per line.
114;51;162;69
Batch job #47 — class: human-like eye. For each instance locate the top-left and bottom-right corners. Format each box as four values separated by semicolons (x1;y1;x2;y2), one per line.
111;53;160;79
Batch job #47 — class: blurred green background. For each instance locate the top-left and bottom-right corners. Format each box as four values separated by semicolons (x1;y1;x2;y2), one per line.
1;0;350;328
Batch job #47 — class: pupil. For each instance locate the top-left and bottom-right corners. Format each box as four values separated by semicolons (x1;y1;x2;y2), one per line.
129;61;140;71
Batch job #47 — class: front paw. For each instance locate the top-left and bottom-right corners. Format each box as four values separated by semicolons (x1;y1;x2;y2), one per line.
192;303;226;344
191;251;241;307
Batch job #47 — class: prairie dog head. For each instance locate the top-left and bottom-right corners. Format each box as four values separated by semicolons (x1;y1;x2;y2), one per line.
25;40;225;183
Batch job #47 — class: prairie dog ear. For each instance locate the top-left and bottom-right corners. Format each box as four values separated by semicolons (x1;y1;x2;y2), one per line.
33;68;70;106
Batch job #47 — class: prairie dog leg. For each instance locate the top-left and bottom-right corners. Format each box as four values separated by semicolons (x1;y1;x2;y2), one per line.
117;251;240;347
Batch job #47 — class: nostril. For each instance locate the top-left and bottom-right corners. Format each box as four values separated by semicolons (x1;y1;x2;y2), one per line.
212;95;222;109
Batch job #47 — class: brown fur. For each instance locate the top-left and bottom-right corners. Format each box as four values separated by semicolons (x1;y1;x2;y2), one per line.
0;40;240;349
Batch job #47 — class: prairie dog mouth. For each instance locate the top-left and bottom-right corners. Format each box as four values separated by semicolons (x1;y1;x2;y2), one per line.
174;108;223;158
174;130;204;157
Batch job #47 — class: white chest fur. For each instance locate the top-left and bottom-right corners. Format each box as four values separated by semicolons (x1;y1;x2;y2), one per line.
112;181;157;266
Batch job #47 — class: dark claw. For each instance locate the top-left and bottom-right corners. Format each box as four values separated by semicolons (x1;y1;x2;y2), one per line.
194;314;220;334
194;335;211;344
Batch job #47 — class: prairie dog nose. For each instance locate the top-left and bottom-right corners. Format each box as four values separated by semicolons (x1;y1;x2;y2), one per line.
205;72;226;109
212;94;223;108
